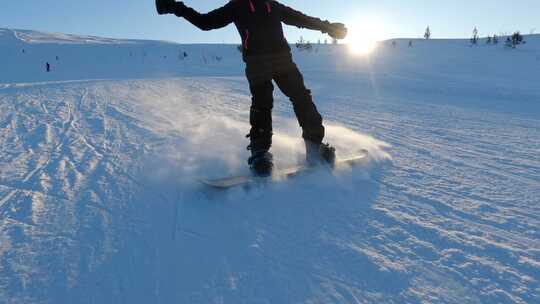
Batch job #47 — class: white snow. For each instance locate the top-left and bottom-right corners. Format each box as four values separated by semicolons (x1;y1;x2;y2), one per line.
0;28;539;303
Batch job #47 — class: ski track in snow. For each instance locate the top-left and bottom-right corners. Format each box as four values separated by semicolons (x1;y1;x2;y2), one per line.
1;31;539;303
0;77;538;304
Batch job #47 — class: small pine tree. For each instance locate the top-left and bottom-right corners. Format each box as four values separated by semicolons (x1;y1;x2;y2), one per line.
296;36;305;49
471;27;479;45
511;31;524;48
424;26;431;40
486;36;492;44
493;34;499;44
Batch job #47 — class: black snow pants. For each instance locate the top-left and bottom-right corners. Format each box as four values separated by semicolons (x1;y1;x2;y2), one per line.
245;53;324;152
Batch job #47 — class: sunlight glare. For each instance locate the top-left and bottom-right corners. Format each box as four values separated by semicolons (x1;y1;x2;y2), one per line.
346;17;388;56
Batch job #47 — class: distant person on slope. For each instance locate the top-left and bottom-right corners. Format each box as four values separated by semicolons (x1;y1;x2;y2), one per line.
156;0;347;176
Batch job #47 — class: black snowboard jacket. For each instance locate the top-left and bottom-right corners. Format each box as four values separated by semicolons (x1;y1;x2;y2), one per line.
176;0;330;60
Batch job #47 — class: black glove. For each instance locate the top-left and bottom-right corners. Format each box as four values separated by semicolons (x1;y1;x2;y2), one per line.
322;22;348;40
156;0;186;15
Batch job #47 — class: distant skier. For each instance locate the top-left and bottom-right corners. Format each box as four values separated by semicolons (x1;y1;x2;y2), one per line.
505;37;513;48
156;0;348;175
46;62;51;72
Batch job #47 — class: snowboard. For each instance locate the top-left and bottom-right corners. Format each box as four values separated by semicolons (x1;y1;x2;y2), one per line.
200;150;370;189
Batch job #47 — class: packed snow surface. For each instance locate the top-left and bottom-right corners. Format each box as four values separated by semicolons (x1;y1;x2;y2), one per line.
1;28;539;303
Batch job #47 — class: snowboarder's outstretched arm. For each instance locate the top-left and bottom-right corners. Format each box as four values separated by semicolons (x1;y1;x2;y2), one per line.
273;1;347;39
156;0;235;31
175;2;236;31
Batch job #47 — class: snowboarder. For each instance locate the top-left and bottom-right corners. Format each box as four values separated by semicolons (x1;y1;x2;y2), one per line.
156;0;348;176
46;62;51;72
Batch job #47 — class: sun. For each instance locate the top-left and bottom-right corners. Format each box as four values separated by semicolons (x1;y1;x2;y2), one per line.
345;17;388;56
349;38;377;55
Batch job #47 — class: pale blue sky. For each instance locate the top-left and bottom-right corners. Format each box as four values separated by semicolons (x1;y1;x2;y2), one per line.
1;0;538;43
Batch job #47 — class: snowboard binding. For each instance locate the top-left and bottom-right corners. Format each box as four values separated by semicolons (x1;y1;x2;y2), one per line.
305;141;336;166
248;151;274;177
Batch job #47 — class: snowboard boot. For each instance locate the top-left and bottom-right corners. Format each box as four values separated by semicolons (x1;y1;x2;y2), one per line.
248;151;274;177
305;140;336;166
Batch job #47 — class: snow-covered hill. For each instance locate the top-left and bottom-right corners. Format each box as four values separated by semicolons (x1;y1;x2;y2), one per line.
0;29;539;304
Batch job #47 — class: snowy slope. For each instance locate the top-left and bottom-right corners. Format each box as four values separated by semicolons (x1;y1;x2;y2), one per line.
0;29;539;304
0;28;245;84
